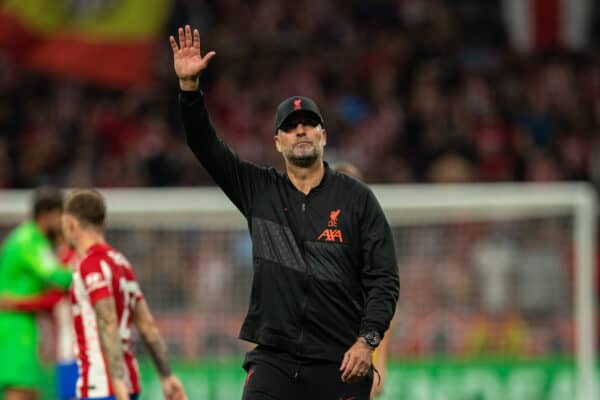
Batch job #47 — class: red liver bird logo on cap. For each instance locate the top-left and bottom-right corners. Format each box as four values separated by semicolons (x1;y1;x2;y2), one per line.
293;98;302;110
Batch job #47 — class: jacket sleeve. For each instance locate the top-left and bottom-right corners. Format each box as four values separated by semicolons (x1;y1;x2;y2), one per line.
358;188;400;340
179;90;270;216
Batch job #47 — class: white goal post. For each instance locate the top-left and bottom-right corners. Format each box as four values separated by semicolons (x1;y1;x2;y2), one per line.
0;183;596;399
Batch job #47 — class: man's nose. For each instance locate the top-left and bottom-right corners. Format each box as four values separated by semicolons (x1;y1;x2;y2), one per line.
294;124;306;134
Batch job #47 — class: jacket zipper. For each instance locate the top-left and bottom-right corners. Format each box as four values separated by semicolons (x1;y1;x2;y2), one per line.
297;198;310;355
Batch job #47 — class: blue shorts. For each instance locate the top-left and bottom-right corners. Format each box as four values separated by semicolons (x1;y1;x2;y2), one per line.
56;361;78;400
79;395;138;400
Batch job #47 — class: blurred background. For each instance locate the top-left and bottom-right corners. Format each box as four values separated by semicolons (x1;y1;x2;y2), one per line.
1;0;600;188
0;0;599;399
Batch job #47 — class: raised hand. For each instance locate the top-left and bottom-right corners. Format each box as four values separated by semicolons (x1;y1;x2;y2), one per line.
169;25;216;91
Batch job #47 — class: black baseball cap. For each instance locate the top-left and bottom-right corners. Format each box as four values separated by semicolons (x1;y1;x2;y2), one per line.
274;96;324;132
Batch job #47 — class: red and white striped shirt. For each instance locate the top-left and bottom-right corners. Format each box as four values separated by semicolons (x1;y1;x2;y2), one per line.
70;243;143;399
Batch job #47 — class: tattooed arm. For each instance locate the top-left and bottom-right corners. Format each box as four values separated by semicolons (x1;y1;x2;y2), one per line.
94;297;129;400
134;299;187;400
134;299;172;376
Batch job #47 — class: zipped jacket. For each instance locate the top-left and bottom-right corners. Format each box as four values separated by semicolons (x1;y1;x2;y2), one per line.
180;90;399;362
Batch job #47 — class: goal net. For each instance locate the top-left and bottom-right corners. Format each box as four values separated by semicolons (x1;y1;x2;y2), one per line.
0;183;596;400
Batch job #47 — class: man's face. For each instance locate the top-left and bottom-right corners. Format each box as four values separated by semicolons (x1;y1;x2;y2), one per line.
44;209;63;245
274;111;326;168
61;213;78;248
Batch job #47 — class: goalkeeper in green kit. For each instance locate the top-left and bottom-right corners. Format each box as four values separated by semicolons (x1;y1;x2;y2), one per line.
0;187;73;400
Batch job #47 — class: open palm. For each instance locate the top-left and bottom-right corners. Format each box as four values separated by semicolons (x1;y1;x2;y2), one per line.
170;25;215;82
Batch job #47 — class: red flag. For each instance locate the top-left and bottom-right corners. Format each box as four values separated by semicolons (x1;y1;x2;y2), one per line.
0;0;173;89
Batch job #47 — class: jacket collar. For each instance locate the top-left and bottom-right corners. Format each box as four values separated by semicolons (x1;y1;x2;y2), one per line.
284;161;331;194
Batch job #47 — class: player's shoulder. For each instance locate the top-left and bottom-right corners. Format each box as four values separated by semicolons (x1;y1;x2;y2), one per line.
78;252;104;273
0;224;24;251
11;222;42;246
78;243;108;267
105;247;133;269
2;223;49;263
84;243;117;263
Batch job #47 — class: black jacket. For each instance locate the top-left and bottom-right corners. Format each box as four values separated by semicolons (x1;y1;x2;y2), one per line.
180;90;399;362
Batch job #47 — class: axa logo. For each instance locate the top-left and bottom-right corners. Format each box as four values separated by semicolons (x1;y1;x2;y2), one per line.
317;209;343;243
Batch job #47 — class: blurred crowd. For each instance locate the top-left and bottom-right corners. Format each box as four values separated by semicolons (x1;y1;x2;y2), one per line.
1;0;600;188
0;218;572;359
393;218;572;358
90;218;572;359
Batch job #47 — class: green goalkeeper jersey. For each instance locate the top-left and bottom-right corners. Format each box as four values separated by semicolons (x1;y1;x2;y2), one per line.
0;221;73;387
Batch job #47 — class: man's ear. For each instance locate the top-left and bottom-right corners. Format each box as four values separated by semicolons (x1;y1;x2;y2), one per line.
322;128;327;147
64;214;75;232
274;134;282;153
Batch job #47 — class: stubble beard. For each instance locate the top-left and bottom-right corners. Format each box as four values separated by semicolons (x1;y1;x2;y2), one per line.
285;145;322;168
46;226;61;247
